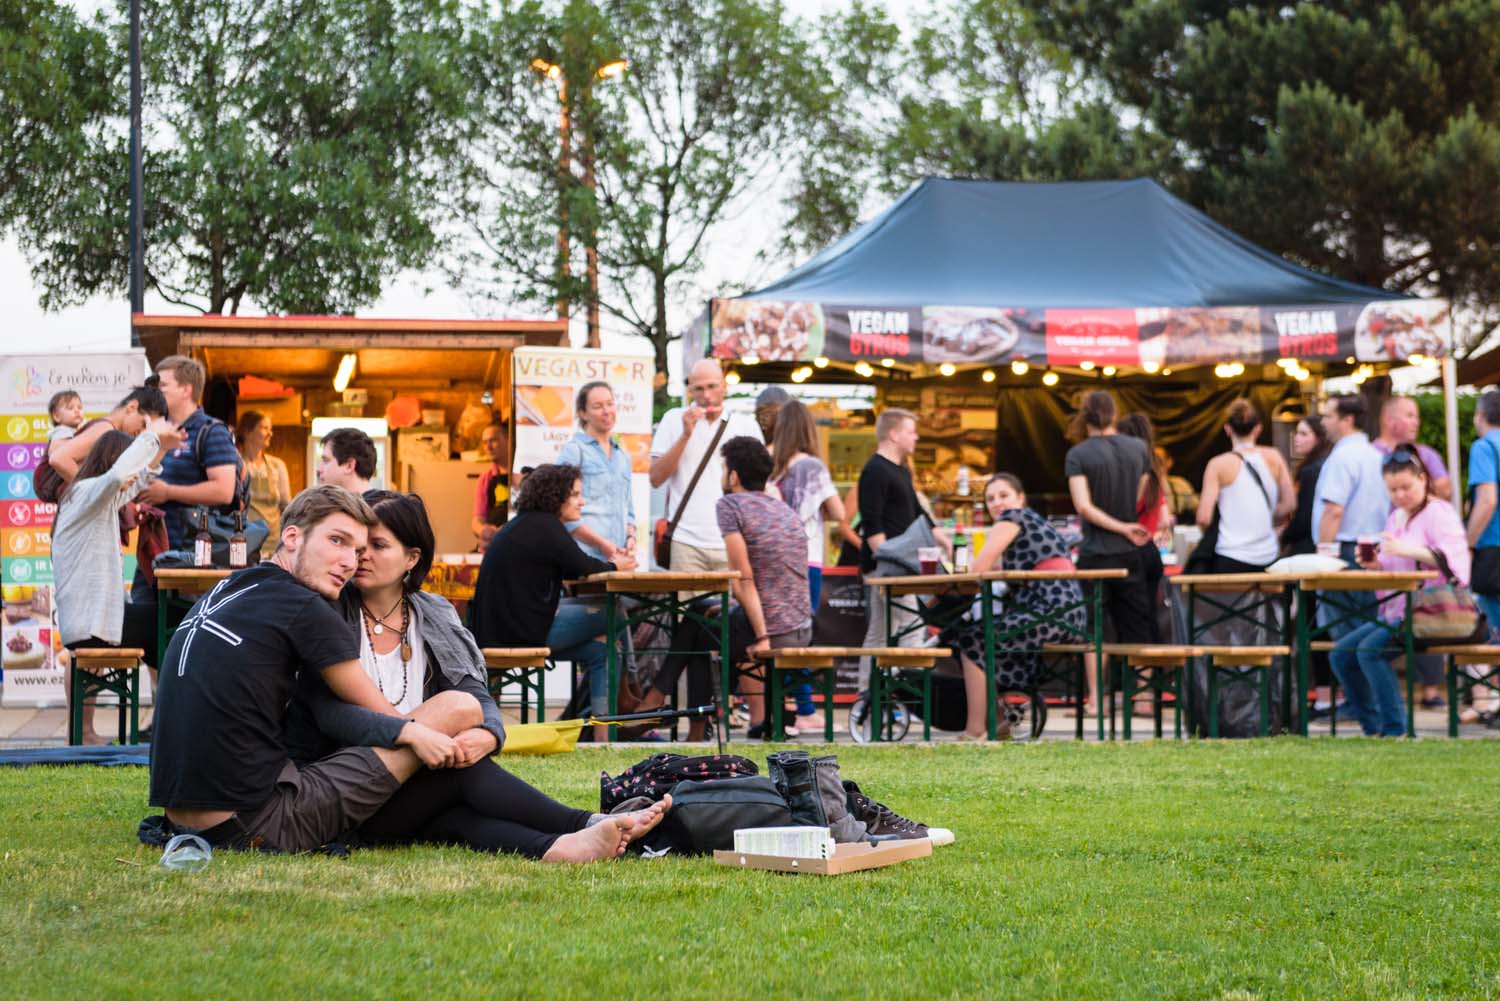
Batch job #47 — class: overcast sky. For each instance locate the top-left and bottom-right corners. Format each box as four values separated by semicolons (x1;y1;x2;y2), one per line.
2;0;926;364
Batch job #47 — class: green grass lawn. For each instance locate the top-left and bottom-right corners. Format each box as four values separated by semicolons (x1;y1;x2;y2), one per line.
4;740;1499;1000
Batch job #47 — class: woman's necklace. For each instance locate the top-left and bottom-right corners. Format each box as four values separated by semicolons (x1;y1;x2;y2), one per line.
360;597;411;704
361;594;404;636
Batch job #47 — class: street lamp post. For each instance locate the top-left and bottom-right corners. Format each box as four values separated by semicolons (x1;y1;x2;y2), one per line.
128;0;144;342
532;57;626;349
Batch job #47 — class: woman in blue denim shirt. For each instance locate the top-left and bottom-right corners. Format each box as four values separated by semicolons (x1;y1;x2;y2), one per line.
557;381;637;561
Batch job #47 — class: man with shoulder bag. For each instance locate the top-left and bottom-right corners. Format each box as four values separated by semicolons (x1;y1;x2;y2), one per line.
648;359;761;573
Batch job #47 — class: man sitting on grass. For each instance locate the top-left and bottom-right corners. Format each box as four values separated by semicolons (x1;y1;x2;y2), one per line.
148;485;469;853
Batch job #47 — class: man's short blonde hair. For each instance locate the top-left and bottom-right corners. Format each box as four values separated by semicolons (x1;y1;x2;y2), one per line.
876;407;917;441
278;484;376;551
155;354;207;403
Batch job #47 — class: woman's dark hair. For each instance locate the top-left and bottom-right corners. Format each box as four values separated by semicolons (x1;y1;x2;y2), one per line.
1294;415;1331;473
361;490;436;592
986;472;1025;498
1067;390;1116;441
1225;398;1261;438
235;410;268;447
1117;413;1164;513
721;435;773;492
574;381;613;428
67;430;134;498
115;376;166;418
1381;446;1433;519
515;463;580;516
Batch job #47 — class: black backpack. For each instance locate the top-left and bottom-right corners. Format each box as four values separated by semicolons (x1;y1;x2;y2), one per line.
631;776;793;856
600;752;760;812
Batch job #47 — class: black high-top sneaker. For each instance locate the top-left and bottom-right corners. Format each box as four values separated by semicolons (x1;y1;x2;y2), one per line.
842;780;954;845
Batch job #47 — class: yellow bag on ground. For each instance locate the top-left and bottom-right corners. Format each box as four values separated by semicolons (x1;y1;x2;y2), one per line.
499;720;585;756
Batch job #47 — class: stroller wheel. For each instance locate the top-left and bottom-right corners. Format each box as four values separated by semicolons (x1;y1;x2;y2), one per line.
996;689;1047;740
848;692;912;744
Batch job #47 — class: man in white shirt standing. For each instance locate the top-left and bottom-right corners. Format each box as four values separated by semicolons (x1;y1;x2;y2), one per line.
649;359;762;571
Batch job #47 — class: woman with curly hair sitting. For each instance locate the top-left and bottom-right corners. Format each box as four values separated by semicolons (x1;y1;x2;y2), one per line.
471;463;636;740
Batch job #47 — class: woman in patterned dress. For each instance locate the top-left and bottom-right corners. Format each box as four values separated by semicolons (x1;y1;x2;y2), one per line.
952;474;1084;740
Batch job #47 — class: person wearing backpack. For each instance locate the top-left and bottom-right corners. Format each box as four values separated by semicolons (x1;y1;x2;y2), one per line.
133;355;240;555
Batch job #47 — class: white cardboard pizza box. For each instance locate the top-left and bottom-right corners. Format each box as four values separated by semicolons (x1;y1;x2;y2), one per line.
713;838;932;875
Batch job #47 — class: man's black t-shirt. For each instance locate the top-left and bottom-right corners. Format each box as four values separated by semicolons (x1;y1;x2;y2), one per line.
856;453;921;572
149;562;358;813
471;511;613;648
1063;433;1151;558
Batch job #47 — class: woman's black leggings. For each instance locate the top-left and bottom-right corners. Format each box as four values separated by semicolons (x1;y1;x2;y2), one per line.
355;758;594;859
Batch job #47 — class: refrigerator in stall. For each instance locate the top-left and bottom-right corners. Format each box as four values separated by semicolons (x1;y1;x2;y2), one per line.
307;417;391;490
404;460;491;556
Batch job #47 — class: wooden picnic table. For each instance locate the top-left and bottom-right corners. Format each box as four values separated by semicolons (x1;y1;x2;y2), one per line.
568;571;740;743
869;568;1126;740
1170;569;1436;736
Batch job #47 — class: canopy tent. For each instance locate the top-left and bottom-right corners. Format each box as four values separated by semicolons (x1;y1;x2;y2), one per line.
699;178;1448;373
690;177;1459;490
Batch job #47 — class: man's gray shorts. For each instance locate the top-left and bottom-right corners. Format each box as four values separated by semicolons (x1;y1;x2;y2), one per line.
199;748;401;854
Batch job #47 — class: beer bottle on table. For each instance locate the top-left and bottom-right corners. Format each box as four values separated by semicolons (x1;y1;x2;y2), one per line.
229;511;248;569
193;508;213;568
953;509;972;574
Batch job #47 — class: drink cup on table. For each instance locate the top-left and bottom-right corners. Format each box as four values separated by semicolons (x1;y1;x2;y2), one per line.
918;547;942;576
1356;536;1380;565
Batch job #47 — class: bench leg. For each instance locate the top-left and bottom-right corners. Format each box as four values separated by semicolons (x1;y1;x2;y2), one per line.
821;668;835;743
770;667;785;742
116;671;128;745
1207;660;1220;739
1153;672;1164;740
1447;656;1459;738
128;667;140;744
1258;667;1271;738
868;666;883;743
1074;659;1085;741
922;669;932;742
1121;660;1133;742
69;667;84;747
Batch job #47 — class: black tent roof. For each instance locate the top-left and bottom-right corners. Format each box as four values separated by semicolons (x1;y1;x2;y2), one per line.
747;178;1401;309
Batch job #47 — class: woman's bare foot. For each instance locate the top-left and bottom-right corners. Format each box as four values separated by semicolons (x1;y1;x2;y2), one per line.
616;794;672;847
542;819;628;864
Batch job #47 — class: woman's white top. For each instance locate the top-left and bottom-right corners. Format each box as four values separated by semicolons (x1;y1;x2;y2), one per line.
359;618;425;715
1215;447;1279;567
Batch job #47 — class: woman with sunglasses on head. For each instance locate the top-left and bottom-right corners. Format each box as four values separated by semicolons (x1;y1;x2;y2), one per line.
285;490;667;862
1331;449;1469;737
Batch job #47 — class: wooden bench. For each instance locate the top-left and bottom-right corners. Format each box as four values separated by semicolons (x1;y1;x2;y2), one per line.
1197;645;1290;738
481;648;552;723
69;647;145;746
752;647;842;742
749;646;951;742
1041;643;1292;739
1426;645;1500;737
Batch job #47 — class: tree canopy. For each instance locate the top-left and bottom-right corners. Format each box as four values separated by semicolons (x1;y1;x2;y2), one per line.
17;0;471;316
453;0;827;385
1017;0;1500;351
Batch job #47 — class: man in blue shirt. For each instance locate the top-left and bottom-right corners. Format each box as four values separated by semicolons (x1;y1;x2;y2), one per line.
1465;393;1500;636
1313;395;1390;646
135;355;240;550
1314;395;1390;561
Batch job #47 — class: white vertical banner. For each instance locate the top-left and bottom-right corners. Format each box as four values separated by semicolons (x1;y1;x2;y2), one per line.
510;348;655;549
1;351;148;707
